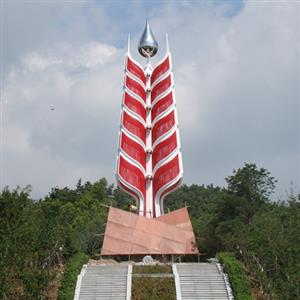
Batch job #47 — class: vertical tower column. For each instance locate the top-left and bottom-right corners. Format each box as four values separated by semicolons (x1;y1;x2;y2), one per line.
144;59;153;218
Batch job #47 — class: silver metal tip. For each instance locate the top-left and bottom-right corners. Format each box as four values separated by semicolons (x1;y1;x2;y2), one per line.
138;19;158;58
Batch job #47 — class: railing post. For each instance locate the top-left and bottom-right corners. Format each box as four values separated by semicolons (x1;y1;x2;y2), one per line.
126;264;133;300
172;264;182;300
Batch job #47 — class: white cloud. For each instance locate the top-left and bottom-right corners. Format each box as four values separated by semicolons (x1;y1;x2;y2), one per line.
2;1;299;199
3;42;122;197
21;43;117;72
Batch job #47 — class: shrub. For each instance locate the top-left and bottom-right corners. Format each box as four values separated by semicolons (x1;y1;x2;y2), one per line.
217;252;254;300
58;252;88;300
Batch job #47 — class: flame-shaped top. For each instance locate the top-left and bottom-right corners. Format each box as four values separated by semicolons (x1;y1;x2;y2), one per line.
138;19;158;58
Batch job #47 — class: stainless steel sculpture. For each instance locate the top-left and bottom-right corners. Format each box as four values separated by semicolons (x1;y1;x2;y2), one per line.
138;19;159;57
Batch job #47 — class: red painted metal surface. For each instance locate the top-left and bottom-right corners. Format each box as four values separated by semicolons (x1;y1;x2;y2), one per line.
152;111;175;144
125;75;146;101
122;111;146;145
124;92;146;121
118;155;146;201
126;56;146;85
153;156;180;201
151;74;172;102
151;91;173;122
151;56;170;85
120;132;146;170
116;52;183;218
152;132;177;169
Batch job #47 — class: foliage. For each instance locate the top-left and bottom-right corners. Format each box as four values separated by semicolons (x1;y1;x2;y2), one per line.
226;163;276;202
133;265;172;274
237;198;300;299
217;252;253;300
0;186;49;299
58;252;88;300
165;163;300;299
113;186;136;210
0;178;111;299
131;277;176;300
225;163;276;224
1;162;299;299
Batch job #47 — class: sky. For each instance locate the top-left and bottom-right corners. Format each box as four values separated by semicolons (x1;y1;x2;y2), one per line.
1;0;299;200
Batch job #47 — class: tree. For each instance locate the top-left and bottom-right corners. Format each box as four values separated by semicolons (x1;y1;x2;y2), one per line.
224;163;276;224
226;163;276;203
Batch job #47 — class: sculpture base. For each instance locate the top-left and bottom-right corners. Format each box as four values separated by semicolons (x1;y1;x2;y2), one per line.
101;207;199;256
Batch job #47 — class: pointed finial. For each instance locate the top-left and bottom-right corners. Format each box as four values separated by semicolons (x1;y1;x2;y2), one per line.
138;18;158;58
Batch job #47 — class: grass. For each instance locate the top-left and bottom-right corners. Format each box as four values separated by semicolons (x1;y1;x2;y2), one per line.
133;265;172;274
217;252;254;300
132;264;175;300
131;277;176;300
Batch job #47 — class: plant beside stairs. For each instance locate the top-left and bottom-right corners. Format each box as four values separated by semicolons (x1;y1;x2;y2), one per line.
217;252;254;300
58;252;88;300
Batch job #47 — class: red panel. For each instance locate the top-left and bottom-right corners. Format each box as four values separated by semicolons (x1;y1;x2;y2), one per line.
152;132;177;169
122;111;146;144
119;156;146;200
125;76;146;102
127;56;146;85
153;155;180;199
151;74;172;102
120;132;146;169
151;92;173;122
151;56;170;85
124;92;146;121
152;111;175;144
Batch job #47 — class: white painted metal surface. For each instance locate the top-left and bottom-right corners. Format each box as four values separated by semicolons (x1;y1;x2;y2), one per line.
144;59;154;218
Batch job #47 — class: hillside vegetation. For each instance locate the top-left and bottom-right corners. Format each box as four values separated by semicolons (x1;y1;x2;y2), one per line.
0;163;299;299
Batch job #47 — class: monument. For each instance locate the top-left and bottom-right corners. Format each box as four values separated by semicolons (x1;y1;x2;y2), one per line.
101;20;198;256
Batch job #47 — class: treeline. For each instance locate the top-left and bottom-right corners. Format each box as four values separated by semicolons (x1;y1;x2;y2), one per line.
0;179;118;299
165;163;300;299
0;163;299;299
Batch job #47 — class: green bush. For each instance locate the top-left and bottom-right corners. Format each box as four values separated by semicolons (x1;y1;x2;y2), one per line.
58;252;88;300
217;252;254;300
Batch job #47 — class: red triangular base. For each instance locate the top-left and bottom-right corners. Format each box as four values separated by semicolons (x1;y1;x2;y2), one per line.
101;207;199;255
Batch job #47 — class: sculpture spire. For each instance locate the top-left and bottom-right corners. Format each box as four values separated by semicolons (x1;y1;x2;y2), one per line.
117;21;182;218
138;18;158;57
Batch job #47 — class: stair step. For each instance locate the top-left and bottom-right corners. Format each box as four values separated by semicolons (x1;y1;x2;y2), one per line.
77;265;128;300
175;263;230;300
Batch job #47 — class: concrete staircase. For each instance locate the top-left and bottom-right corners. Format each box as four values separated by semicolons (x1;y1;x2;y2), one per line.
74;262;232;300
76;265;128;300
174;263;231;300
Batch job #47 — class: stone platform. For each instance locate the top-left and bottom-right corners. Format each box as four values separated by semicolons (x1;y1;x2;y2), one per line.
101;207;199;256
